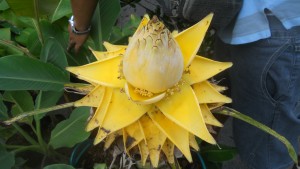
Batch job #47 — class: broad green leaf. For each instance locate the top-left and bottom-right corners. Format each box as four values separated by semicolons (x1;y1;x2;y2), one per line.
38;21;88;66
201;145;237;162
0;146;15;169
40;20;67;47
0;55;68;91
43;164;75;169
0;28;10;40
40;38;68;71
49;107;91;149
2;10;44;45
0;0;9;11
27;26;42;56
91;0;121;50
51;0;71;23
99;0;120;41
3;91;34;124
6;0;60;17
93;163;107;169
6;0;35;17
90;3;103;51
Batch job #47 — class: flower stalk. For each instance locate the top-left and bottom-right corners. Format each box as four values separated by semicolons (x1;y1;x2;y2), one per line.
1;102;75;126
213;106;298;164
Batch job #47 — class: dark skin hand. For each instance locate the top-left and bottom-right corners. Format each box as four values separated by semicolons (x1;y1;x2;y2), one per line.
68;0;99;54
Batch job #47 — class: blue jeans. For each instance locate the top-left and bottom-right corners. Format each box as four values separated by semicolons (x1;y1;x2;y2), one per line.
215;15;300;169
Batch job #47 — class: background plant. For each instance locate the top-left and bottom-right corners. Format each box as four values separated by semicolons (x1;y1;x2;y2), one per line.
0;0;122;168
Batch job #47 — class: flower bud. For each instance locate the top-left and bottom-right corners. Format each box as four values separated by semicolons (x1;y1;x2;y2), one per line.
123;16;184;93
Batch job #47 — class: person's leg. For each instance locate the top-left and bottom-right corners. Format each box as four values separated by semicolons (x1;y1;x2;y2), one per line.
229;16;300;169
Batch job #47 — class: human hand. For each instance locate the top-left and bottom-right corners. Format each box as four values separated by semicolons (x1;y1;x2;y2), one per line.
67;24;90;54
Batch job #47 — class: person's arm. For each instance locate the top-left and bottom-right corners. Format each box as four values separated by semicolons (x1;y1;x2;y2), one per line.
68;0;99;54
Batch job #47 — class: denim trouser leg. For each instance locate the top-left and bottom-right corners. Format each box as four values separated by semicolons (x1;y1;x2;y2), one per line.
216;16;300;169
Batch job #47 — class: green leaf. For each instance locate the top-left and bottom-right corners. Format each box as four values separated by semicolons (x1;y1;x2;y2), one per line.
6;0;35;17
91;0;121;50
99;0;120;41
43;164;75;169
49;107;91;149
3;91;34;124
0;0;9;11
0;28;11;40
90;3;103;51
93;163;107;169
41;38;68;71
15;28;35;46
40;20;67;47
0;146;15;169
0;10;24;28
0;55;69;91
6;0;60;17
201;145;237;162
27;30;42;56
51;0;72;23
0;40;25;55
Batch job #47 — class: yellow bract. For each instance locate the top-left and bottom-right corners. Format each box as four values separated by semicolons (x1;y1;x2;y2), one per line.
123;16;184;93
67;13;232;167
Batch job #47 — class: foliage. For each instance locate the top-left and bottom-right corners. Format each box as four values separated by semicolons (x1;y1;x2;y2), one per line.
0;0;121;168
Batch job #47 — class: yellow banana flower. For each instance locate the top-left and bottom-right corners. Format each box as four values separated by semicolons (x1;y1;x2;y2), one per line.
67;13;232;167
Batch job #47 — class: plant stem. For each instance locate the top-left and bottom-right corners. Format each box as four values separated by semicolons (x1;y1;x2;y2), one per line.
213;106;298;164
12;124;38;145
5;144;32;149
2;102;75;126
34;91;48;153
33;0;44;44
11;145;42;154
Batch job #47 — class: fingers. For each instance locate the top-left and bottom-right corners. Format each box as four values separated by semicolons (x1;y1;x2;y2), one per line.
67;40;76;52
67;32;89;55
74;43;81;54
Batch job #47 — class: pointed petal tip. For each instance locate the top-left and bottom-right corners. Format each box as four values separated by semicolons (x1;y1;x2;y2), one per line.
88;46;94;51
85;125;94;132
208;137;217;144
227;98;233;103
226;62;233;68
144;14;150;19
65;67;76;74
